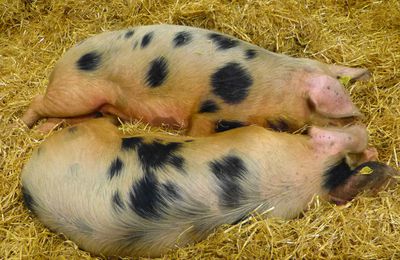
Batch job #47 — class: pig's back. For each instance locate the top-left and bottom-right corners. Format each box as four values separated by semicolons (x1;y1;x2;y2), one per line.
51;24;284;104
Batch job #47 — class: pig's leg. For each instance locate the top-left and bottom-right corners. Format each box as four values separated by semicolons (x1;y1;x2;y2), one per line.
21;95;46;128
35;118;64;132
21;93;100;129
36;112;107;133
21;86;112;129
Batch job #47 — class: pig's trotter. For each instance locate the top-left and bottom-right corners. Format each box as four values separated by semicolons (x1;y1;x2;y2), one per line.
21;95;45;128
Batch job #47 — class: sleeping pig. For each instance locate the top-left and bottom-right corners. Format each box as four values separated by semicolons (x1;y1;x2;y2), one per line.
21;118;398;257
21;24;370;135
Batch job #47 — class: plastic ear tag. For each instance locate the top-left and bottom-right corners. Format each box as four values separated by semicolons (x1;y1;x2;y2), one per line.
339;76;352;87
359;166;374;175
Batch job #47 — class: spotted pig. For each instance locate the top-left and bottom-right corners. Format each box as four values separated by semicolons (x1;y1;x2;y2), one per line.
21;118;398;257
21;24;370;135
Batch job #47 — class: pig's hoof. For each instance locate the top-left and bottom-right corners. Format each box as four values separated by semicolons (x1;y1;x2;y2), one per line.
328;161;399;205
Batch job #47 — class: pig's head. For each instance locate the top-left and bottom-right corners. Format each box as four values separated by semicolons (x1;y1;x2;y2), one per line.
309;124;398;205
299;60;371;127
327;161;399;205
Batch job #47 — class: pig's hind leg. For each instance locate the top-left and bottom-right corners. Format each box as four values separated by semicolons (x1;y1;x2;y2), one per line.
34;112;107;133
21;94;47;128
21;86;112;131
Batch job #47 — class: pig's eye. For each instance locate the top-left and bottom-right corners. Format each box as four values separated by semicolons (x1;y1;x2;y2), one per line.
306;97;316;112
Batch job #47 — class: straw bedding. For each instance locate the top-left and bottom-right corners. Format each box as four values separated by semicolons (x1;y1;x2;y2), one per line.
1;0;399;258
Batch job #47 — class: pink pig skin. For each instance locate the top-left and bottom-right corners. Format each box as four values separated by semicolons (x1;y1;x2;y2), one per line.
21;24;370;135
21;118;397;257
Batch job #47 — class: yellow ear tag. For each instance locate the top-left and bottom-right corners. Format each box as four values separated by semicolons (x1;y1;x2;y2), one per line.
359;166;374;175
339;76;352;87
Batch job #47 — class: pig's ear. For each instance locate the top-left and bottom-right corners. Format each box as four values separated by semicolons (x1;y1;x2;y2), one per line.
309;125;368;156
328;161;399;205
327;64;371;82
307;75;362;118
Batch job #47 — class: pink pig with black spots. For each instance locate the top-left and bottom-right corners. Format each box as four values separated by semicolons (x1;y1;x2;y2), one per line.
21;24;370;135
21;118;398;257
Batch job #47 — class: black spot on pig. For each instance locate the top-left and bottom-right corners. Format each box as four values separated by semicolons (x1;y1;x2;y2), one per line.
215;120;246;133
323;158;352;190
266;119;290;132
121;137;143;151
129;172;160;218
125;30;135;39
168;155;185;171
208;33;239;50
129;172;181;219
122;137;184;171
141;32;154;48
184;139;194;143
76;51;102;71
146;56;169;88
199;100;219;113
22;186;37;214
211;62;253;104
108;157;124;180
245;49;257;59
112;191;125;211
209;155;248;208
162;182;182;200
136;140;184;171
173;31;192;47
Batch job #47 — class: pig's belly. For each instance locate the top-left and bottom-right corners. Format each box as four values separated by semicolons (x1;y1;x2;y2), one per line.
99;100;191;128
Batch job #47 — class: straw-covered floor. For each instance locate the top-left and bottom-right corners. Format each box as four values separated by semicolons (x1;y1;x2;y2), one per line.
1;0;399;258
